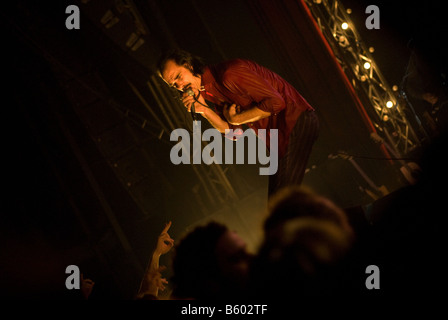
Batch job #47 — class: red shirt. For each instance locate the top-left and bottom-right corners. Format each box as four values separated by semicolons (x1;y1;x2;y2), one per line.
200;59;314;158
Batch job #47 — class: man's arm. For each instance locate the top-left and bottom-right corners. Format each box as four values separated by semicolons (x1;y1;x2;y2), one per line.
136;222;174;299
223;104;271;125
201;106;231;133
220;60;286;120
182;91;230;133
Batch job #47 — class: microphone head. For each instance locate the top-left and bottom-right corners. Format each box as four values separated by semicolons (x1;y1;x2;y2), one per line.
185;87;194;97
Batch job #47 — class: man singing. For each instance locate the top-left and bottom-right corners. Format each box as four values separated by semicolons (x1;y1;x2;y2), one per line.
157;49;319;197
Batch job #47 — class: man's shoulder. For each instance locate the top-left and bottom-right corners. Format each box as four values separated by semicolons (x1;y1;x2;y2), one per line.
217;59;259;82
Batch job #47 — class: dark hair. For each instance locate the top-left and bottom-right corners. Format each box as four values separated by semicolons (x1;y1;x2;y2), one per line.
251;217;354;296
156;48;206;77
264;185;353;236
170;221;228;299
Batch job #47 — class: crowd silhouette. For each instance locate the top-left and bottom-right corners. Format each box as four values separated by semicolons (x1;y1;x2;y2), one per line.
56;127;446;300
132;127;446;300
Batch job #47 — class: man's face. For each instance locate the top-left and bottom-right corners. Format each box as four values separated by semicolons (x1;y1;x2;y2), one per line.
161;59;201;92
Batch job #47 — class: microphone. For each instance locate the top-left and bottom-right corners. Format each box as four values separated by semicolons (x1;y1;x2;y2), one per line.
185;87;197;121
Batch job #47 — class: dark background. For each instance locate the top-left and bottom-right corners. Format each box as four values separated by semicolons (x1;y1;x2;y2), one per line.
1;0;446;299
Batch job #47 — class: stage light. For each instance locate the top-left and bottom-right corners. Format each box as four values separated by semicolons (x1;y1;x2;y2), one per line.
100;9;120;29
338;35;349;47
126;32;145;51
306;0;421;159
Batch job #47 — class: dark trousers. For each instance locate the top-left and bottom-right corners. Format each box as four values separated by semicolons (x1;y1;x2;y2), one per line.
268;110;319;197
